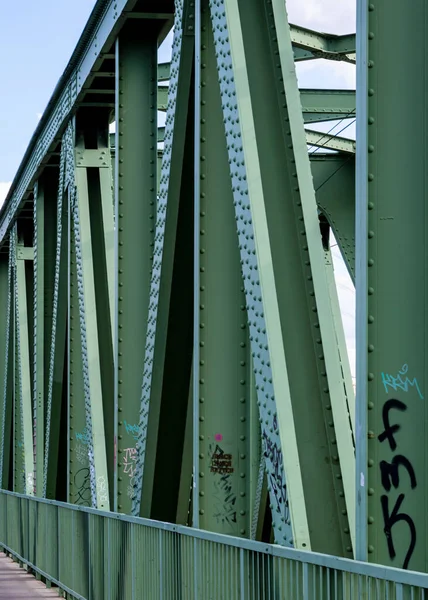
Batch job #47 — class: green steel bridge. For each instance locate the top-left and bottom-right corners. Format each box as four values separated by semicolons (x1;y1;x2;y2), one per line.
0;0;427;597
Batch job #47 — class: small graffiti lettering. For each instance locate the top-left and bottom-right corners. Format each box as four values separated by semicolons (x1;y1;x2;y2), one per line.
123;421;139;442
210;445;234;474
75;427;90;446
381;364;424;400
262;430;288;511
97;475;108;504
123;447;137;478
210;444;237;528
73;467;91;506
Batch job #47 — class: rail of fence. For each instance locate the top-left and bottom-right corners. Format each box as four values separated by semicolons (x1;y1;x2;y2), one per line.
0;490;426;599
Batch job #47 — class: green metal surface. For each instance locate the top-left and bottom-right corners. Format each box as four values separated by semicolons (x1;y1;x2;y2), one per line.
0;248;12;489
312;155;356;280
208;0;354;554
15;235;33;495
300;89;355;124
73;125;110;511
131;0;194;522
356;0;428;573
115;20;158;515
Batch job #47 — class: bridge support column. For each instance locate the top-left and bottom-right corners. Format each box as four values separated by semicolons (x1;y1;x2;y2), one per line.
207;0;355;553
357;0;428;571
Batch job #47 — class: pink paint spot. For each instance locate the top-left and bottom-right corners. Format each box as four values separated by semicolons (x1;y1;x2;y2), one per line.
214;433;223;441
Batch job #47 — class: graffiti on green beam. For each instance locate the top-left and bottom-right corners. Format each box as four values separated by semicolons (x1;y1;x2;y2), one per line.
123;420;139;441
123;447;137;500
75;427;90;445
73;467;91;506
381;364;424;399
210;444;237;528
378;397;417;570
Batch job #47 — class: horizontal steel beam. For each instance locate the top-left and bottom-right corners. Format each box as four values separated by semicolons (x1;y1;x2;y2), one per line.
291;24;355;63
305;129;356;154
300;89;355;123
156;127;355;154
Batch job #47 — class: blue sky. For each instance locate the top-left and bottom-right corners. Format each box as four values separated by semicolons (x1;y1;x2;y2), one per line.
0;0;356;381
0;0;97;182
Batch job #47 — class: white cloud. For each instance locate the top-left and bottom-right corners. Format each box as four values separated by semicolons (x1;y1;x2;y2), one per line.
287;0;355;34
0;182;11;207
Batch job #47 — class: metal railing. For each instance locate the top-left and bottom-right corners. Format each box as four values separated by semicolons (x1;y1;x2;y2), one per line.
0;490;427;599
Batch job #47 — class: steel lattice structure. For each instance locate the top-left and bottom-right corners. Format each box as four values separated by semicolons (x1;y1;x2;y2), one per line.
0;0;423;577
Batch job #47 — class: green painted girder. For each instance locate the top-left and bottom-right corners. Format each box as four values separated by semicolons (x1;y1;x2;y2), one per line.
131;0;195;522
72;121;111;511
15;234;34;495
0;248;12;489
158;125;356;153
306;129;356;154
68;204;90;507
311;155;356;280
300;89;355;123
68;110;115;510
209;0;355;555
43;144;68;501
33;181;45;497
291;24;355;64
156;24;356;87
159;84;357;124
115;20;158;515
356;0;428;573
191;0;258;538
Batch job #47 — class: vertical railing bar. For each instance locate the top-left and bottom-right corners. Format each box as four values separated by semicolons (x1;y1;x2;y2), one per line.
159;528;163;600
131;524;135;600
66;186;71;503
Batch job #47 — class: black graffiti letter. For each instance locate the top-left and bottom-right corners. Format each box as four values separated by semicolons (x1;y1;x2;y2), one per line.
378;399;407;451
380;455;417;492
381;493;416;570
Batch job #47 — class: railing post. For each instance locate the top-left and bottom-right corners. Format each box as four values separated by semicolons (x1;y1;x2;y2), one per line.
239;549;245;600
159;529;163;600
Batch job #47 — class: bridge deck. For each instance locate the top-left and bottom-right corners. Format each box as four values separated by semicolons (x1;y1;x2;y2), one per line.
0;553;58;598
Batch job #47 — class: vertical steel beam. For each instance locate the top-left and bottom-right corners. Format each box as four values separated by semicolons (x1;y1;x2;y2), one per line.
69;208;90;506
208;0;355;554
68;110;115;509
324;245;355;435
15;234;34;495
115;21;158;514
43;144;68;500
71;123;110;511
131;2;195;520
33;181;45;496
357;0;428;571
311;156;356;281
0;243;13;489
192;0;252;538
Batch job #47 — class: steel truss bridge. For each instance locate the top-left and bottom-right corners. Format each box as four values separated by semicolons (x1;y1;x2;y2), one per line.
0;0;427;598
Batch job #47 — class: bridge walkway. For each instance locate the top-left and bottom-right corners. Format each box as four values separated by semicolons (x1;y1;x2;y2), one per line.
0;553;58;599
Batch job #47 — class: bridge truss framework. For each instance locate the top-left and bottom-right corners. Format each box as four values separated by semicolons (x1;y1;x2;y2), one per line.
0;0;425;576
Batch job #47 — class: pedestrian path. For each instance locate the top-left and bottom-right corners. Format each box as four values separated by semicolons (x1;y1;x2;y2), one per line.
0;552;58;598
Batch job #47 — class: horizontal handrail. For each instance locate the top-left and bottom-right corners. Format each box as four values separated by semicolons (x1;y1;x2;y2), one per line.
0;490;426;599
